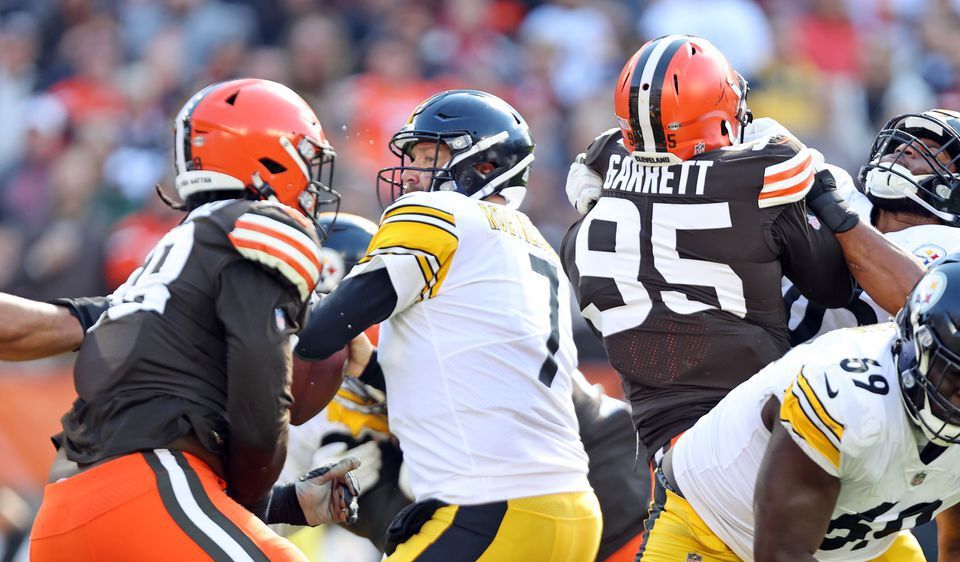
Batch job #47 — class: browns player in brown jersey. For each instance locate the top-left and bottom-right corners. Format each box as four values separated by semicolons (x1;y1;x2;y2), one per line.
561;35;923;469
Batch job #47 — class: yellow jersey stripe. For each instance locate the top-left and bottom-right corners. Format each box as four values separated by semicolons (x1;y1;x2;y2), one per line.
781;381;841;470
360;220;458;297
796;372;844;442
383;204;456;227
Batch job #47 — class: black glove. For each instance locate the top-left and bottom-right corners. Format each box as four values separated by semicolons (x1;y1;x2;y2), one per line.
804;169;860;233
47;296;110;332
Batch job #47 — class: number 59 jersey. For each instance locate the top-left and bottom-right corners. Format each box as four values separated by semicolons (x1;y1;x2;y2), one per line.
673;324;960;561
561;128;855;454
360;191;591;505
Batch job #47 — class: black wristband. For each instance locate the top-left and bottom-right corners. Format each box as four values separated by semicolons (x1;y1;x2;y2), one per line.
359;350;385;392
47;296;110;332
804;170;860;234
265;483;307;526
807;192;860;233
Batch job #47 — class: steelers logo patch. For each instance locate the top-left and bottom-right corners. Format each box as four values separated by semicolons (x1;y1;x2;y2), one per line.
912;270;947;314
315;247;346;293
913;243;947;266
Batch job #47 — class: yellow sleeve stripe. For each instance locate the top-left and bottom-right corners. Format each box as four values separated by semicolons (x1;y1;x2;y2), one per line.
797;372;844;441
358;219;458;298
383;204;456;228
780;381;841;470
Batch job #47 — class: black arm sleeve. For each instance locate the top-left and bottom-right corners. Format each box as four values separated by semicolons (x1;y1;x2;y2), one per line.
265;483;308;526
295;268;397;361
48;296;110;332
359;350;385;392
772;203;857;309
216;260;299;513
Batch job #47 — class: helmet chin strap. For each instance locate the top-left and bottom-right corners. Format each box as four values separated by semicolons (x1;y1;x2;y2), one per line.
915;391;960;445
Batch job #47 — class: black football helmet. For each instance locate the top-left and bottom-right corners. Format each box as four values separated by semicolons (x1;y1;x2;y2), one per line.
314;212;377;293
376;89;535;208
860;109;960;225
896;254;960;444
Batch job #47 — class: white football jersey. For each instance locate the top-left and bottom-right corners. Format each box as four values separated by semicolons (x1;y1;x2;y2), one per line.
673;324;960;561
785;223;960;342
347;191;591;504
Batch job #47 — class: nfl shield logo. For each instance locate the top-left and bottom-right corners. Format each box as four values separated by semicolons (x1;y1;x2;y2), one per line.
686;554;703;562
911;472;927;486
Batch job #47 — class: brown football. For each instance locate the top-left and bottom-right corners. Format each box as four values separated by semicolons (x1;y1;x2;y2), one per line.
289;346;348;425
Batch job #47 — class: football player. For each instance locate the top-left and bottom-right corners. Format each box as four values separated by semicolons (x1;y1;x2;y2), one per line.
28;79;358;562
560;35;923;469
645;256;960;561
295;89;603;561
786;109;960;343
290;215;646;561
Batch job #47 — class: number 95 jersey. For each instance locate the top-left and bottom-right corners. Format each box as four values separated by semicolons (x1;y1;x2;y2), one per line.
561;128;856;455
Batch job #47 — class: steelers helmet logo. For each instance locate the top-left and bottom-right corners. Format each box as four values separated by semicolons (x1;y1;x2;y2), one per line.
315;247;346;293
913;243;947;266
912;270;947;314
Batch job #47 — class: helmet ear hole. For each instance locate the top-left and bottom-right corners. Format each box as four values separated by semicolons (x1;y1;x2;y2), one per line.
720;120;729;137
259;158;287;174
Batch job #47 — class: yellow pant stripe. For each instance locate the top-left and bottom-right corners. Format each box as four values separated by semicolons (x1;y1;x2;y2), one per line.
386;505;459;562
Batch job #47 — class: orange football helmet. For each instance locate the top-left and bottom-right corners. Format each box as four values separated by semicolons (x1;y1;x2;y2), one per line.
615;35;751;165
172;78;338;222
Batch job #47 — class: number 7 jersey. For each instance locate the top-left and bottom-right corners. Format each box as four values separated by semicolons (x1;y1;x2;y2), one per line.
561;128;856;455
354;191;591;504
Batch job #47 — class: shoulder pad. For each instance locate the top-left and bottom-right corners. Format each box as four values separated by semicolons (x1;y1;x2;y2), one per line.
891;225;960;267
380;191;459;228
780;342;891;475
716;135;815;208
227;201;322;302
584;128;626;174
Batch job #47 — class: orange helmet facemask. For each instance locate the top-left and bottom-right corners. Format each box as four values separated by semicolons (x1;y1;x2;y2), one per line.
615;35;752;165
172;78;340;236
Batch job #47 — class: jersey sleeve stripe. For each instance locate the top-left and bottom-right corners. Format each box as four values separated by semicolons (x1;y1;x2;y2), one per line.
757;173;815;208
763;149;812;181
228;235;317;301
383;204;456;227
230;227;322;282
381;214;459;239
234;216;322;270
781;380;842;470
359;217;458;299
796;372;845;440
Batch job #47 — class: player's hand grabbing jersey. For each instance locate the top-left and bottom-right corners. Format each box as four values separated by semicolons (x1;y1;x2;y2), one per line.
561;128;855;454
786;223;960;344
61;199;320;485
672;324;960;561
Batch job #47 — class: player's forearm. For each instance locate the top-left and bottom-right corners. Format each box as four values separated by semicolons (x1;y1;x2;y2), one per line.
834;221;924;315
296;269;396;361
0;294;84;360
218;262;296;511
936;506;960;562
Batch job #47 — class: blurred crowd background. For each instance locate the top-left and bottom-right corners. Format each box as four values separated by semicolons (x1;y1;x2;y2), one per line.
0;0;956;559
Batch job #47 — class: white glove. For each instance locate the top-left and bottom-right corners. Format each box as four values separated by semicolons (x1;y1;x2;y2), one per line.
313;438;383;493
566;153;603;215
742;117;795;143
295;457;361;526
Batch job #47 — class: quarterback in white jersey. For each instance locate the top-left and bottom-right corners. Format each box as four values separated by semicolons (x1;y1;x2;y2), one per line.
638;257;960;562
785;109;960;344
296;89;601;562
